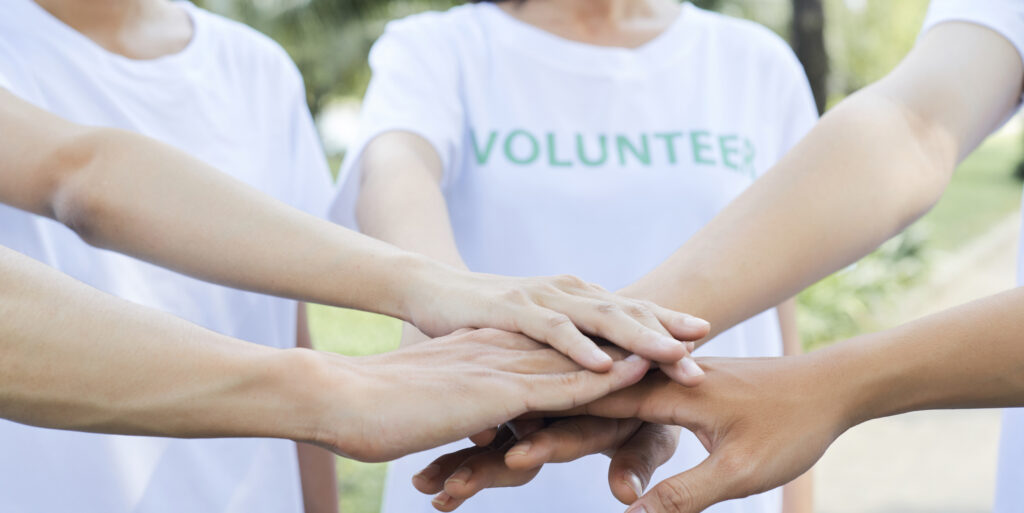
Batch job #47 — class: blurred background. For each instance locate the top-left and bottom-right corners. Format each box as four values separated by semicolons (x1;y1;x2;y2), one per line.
196;1;1023;511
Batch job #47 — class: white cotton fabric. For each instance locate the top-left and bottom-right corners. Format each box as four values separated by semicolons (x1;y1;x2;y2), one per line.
0;1;334;512
923;2;1024;511
330;3;818;512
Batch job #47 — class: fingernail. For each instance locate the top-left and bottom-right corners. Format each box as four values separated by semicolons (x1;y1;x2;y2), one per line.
625;354;645;363
684;316;710;329
506;440;532;458
686;341;696;353
432;492;450;508
681;357;705;377
592;347;614;364
624;471;644;498
660;335;684;349
626;505;647;513
446;466;472;486
414;464;440;481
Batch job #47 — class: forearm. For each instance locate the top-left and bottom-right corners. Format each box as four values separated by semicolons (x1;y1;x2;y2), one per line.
625;91;952;337
782;472;813;513
55;128;445;319
357;132;469;344
297;442;339;513
622;23;1024;340
0;89;443;321
0;245;325;440
357;131;468;270
823;287;1024;427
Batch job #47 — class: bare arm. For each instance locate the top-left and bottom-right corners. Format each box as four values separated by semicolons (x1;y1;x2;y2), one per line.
776;299;813;513
0;89;707;371
295;303;340;513
622;23;1024;340
0;244;651;460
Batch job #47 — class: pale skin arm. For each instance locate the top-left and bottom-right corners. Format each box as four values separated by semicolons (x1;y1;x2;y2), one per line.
777;299;813;513
295;303;340;513
0;88;708;371
0;243;652;460
620;22;1023;338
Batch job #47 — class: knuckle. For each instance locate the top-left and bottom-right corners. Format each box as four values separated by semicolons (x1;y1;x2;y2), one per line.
550;419;587;441
546;313;574;330
553;274;588;289
595;302;621;315
626;302;653;318
501;288;531;305
652;477;700;512
715;451;759;492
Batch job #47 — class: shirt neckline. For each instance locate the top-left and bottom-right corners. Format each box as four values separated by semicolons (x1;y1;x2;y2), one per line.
21;0;204;69
477;1;701;76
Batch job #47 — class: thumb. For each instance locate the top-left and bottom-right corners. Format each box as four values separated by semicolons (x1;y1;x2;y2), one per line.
628;451;741;513
608;424;682;505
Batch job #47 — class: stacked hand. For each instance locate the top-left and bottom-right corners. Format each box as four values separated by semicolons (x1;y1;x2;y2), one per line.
305;328;654;463
408;270;709;383
417;354;852;513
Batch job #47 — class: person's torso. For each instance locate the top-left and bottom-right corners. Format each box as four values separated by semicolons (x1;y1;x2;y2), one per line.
377;4;814;513
0;2;326;511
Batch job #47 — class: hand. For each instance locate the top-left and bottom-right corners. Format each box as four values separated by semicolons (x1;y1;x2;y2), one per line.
416;419;681;511
422;354;849;513
568;356;849;513
406;268;710;382
307;328;651;463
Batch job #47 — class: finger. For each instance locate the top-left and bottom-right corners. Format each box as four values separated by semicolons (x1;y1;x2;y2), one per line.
430;491;466;512
469;427;498;447
442;450;542;501
608;424;682;505
504;416;641;470
413;445;489;494
574;373;707;429
516;306;616;372
628;453;738;513
659;358;705;387
647;302;711;342
507;418;545;439
523;354;650;413
542;295;692;364
509;345;632;376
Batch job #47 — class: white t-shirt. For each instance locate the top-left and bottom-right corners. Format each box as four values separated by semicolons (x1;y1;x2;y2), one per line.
331;3;817;512
922;2;1024;512
0;1;333;512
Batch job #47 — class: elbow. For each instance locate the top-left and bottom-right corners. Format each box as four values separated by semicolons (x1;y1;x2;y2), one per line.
846;88;958;226
47;128;121;247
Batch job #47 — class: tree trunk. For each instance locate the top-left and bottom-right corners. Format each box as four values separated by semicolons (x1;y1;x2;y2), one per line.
791;0;829;114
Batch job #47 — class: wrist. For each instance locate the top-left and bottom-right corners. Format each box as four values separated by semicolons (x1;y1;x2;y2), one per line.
398;255;473;333
372;250;449;324
805;333;909;431
261;348;359;449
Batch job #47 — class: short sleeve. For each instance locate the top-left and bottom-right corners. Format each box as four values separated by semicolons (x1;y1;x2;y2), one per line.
922;0;1024;106
773;49;819;165
328;15;465;230
923;0;1024;67
0;39;34;98
286;78;335;219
